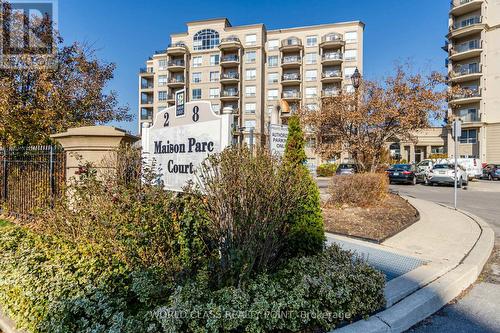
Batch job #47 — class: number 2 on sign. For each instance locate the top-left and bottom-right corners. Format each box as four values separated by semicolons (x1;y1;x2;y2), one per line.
192;106;200;122
164;112;169;127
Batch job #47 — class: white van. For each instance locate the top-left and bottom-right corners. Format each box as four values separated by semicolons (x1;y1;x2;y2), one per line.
444;158;482;180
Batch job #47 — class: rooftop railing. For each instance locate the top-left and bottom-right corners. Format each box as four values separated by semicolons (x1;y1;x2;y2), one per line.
321;33;343;42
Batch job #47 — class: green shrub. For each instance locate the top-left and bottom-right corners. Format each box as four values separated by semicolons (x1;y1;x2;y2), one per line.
316;163;338;177
328;173;389;207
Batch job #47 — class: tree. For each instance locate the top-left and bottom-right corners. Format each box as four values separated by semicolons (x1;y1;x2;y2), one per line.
284;115;307;166
301;66;447;172
0;5;131;146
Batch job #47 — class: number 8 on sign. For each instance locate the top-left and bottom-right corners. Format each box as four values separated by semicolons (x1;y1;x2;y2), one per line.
192;106;200;122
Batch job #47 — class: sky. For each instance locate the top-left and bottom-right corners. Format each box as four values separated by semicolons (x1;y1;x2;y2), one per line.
57;0;450;135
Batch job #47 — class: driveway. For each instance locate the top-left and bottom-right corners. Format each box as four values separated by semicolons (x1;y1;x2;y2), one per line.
391;180;500;332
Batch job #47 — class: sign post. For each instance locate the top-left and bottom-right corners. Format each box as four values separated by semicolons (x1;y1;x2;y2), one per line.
452;119;462;210
141;101;233;191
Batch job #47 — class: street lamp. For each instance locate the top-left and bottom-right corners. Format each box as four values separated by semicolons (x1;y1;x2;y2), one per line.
351;68;361;90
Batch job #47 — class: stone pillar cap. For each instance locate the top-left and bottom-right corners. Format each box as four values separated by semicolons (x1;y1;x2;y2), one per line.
51;126;139;140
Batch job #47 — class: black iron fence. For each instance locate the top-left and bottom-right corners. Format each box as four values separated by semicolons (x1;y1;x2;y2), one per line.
0;146;65;216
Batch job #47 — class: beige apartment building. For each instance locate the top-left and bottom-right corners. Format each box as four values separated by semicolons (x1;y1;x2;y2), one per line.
138;18;364;154
446;0;500;163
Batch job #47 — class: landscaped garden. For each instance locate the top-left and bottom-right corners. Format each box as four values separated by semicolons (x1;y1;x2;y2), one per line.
0;116;386;333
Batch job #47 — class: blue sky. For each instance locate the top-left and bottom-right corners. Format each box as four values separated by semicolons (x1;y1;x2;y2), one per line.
58;0;449;134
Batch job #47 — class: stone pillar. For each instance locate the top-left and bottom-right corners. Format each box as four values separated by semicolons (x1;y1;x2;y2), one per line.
51;126;139;182
426;145;432;159
409;145;415;163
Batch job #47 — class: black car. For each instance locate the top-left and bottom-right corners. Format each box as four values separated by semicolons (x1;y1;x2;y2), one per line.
482;164;500;181
386;164;417;185
336;163;358;175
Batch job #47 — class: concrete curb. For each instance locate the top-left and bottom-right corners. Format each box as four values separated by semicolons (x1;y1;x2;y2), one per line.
332;205;495;333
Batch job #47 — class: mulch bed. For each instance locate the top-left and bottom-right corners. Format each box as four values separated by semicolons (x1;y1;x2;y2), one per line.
322;193;419;243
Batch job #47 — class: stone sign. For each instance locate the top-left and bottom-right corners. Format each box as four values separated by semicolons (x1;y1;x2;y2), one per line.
141;101;233;191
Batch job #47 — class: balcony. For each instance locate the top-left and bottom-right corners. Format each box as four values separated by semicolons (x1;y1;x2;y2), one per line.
321;89;340;98
281;73;301;85
154;49;168;55
281;55;302;68
141;82;154;90
220;72;240;83
167;77;185;87
321;52;343;65
140;98;154;106
449;89;481;105
280;37;302;51
448;16;484;39
167;59;185;71
449;65;482;82
320;33;345;49
457;113;482;124
449;40;482;61
450;0;483;16
220;55;240;67
219;36;241;50
139;67;154;76
167;42;188;55
321;70;342;83
282;90;301;101
220;89;240;100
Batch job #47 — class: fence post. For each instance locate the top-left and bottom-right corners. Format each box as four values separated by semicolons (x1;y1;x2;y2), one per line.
2;148;7;202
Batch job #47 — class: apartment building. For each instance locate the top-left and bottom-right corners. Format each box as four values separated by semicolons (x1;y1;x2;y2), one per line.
446;0;500;163
138;18;364;150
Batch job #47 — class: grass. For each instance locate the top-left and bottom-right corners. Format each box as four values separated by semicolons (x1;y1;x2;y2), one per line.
0;220;12;228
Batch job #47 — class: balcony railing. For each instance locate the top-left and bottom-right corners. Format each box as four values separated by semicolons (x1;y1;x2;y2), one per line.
321;33;343;42
141;98;154;105
282;73;300;81
168;42;187;48
458;113;481;122
139;67;154;74
322;52;343;60
141;83;154;89
221;55;239;62
168;59;185;67
322;70;342;78
451;65;481;77
451;40;481;54
450;0;478;8
168;77;185;83
322;89;340;97
221;36;240;43
154;49;167;55
221;90;239;97
451;89;481;100
282;56;301;64
452;16;482;30
221;72;239;80
281;38;302;47
282;91;301;98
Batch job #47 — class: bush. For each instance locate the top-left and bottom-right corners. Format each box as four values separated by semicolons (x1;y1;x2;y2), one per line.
316;163;338;177
328;173;389;207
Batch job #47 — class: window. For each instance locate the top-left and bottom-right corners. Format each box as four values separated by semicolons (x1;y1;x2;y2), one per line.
158;59;167;70
306;35;318;47
268;55;278;67
345;84;355;93
210;54;220;65
192;88;202;100
210;71;219;82
246;68;256;80
344;66;356;78
305;70;317;81
158;91;168;101
209;88;220;99
245;103;256;114
246;51;256;63
158;75;168;86
140;108;152;120
459;129;477;144
306;103;318;111
211;104;220;113
245;34;257;46
268;73;279;84
192;56;202;67
268;89;279;100
245;86;256;97
458;108;479;122
267;105;274;115
192;72;201;83
305;87;317;98
344;49;357;61
245;120;256;129
193;29;219;50
345;31;358;43
267;39;279;50
305;52;317;64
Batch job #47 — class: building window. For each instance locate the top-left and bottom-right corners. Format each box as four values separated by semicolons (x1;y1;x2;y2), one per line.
245;86;256;97
344;66;356;78
192;72;202;83
245;34;257;46
158;91;168;101
192;88;202;100
305;87;317;98
140;108;152;120
268;72;279;84
268;55;278;67
345;31;358;43
305;52;317;64
210;54;220;65
246;51;256;63
246;69;256;80
267;105;274;115
212;104;220;113
209;88;220;99
306;35;318;47
458;108;478;122
192;56;202;67
267;39;279;50
210;71;219;82
268;89;279;100
459;129;477;144
344;49;357;61
193;29;219;50
245;103;256;114
158;59;167;70
244;120;256;129
305;70;317;81
158;75;168;86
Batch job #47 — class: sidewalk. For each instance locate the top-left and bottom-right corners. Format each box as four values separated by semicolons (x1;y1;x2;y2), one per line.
327;197;494;333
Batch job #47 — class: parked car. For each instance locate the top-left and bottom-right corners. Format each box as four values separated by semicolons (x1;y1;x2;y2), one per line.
427;164;468;187
482;164;500;181
386;164;418;185
335;163;358;175
454;158;483;180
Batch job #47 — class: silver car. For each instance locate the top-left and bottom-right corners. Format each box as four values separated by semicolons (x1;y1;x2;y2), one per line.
427;164;468;187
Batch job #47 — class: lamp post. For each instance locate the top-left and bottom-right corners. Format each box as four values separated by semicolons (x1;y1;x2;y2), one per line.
351;68;361;90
